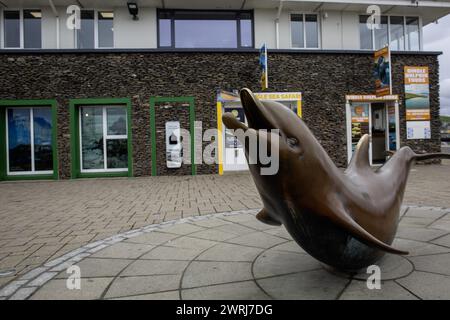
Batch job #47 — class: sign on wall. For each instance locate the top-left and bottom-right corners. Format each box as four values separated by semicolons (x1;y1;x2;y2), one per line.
165;121;182;168
374;46;392;97
404;66;431;139
260;44;268;90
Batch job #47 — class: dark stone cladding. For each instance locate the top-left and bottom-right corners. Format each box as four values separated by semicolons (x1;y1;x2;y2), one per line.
0;51;441;179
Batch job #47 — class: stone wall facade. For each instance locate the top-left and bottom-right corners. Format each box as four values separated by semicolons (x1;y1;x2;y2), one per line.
0;50;441;179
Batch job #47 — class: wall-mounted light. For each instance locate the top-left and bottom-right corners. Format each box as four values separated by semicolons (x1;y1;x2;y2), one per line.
127;2;139;20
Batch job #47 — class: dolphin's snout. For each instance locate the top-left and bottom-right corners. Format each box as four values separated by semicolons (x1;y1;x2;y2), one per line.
240;88;273;130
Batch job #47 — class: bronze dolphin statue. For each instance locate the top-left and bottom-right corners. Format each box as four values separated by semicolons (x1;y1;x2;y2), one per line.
222;88;450;271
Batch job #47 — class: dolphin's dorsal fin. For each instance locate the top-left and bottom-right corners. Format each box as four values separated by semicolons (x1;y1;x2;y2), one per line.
346;134;370;172
256;209;282;226
325;201;408;255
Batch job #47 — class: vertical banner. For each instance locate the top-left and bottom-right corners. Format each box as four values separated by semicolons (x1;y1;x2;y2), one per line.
404;66;431;139
374;46;392;97
260;43;268;90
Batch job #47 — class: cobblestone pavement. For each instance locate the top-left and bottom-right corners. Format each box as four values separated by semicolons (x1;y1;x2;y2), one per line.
0;163;449;291
1;206;449;300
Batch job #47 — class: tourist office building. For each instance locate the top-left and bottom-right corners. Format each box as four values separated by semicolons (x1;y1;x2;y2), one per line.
0;0;448;180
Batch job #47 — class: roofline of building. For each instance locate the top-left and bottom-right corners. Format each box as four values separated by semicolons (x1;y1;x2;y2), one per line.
0;48;443;55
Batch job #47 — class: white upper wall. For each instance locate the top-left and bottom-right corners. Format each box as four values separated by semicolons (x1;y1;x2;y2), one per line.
1;1;449;50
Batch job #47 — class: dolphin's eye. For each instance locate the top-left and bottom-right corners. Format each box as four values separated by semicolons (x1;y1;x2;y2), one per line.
287;137;298;148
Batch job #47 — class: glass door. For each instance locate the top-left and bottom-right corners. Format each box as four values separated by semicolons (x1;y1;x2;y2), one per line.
222;102;248;172
6;107;53;175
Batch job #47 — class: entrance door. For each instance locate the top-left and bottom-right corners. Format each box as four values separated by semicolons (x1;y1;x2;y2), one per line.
370;103;387;165
347;99;399;166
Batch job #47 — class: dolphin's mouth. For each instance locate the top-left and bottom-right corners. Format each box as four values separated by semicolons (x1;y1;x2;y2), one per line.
222;88;273;131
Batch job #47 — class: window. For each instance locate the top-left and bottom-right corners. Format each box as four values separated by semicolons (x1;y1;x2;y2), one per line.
79;106;128;172
290;14;319;48
359;15;373;50
76;10;114;49
374;16;388;50
6;107;53;174
406;17;420;51
390;16;405;51
3;9;41;49
157;10;253;49
98;11;114;48
359;15;421;51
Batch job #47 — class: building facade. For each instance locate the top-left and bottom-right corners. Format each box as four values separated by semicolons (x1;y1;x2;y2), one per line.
0;0;449;180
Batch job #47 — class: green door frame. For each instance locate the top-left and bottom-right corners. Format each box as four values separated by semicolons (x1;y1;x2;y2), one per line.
149;96;196;176
0;99;58;181
69;98;133;179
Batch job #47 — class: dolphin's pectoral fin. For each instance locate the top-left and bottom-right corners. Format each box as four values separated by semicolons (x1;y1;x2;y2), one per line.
256;209;282;226
327;203;408;255
346;134;370;171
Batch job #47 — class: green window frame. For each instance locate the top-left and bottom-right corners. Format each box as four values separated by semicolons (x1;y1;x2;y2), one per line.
149;96;196;176
0;99;58;181
69;98;133;179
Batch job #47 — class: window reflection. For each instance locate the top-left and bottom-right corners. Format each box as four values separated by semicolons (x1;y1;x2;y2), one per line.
24;10;42;49
4;11;20;48
374;16;388;50
359;15;373;50
77;10;95;49
98;11;114;48
390;16;405;51
406;17;420;51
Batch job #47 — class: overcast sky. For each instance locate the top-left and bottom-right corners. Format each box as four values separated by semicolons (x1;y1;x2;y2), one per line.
423;14;450;116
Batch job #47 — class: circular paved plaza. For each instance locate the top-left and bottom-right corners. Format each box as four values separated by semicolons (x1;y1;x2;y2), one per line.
1;206;450;300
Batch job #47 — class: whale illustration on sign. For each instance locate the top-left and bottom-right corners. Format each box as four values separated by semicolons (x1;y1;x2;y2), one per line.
222;88;450;270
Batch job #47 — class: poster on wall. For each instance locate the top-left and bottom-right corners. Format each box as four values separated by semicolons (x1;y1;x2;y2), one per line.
260;44;268;90
407;121;431;139
165;121;182;168
351;103;370;153
404;66;431;140
374;46;392;97
224;107;245;149
404;66;430;120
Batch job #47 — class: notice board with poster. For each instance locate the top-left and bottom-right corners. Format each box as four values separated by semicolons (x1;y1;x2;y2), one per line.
374;46;392;97
404;66;431;139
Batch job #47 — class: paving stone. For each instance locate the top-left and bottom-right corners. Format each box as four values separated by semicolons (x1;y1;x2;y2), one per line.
254;249;321;279
256;269;349;300
164;236;218;250
263;227;293;240
197;243;263;262
110;290;180;300
428;219;450;232
141;246;203;261
91;243;154;259
30;278;113;300
237;219;278;231
161;223;205;235
188;229;238;242
408;253;450;276
54;258;132;279
431;233;450;247
399;217;437;228
225;232;287;249
404;208;446;220
352;255;413;281
182;280;269;300
9;287;38;300
270;241;307;254
104;275;181;298
339;280;418;300
27;272;58;287
396;226;448;242
0;279;27;297
396;271;450;299
123;231;179;246
121;260;189;276
392;238;450;256
190;219;231;228
182;261;253;288
214;223;258;236
220;214;257;223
